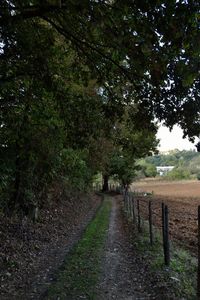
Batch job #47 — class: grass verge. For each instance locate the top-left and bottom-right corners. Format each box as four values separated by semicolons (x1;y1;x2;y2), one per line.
132;219;197;299
46;196;111;300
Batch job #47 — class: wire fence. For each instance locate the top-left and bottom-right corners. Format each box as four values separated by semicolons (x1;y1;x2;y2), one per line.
123;189;170;265
123;187;200;299
94;183;200;298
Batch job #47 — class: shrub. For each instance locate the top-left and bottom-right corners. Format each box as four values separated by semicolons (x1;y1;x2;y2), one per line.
165;167;191;181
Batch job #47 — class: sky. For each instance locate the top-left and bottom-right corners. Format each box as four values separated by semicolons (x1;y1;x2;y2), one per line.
157;124;198;152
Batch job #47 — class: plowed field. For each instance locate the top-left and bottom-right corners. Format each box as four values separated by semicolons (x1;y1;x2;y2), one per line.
133;179;200;197
132;180;200;255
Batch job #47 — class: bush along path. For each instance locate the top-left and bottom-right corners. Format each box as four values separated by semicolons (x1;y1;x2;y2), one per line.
46;195;181;300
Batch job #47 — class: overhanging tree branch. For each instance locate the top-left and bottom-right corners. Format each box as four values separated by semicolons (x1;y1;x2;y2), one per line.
0;4;66;26
42;16;133;82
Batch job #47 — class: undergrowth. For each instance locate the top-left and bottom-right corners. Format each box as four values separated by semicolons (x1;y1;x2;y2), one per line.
46;196;111;300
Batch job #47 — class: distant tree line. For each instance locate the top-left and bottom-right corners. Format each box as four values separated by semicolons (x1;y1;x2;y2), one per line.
137;150;200;180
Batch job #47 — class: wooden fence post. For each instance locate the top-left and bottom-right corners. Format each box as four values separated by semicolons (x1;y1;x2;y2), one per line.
164;205;170;266
162;202;165;254
127;193;129;216
128;193;131;218
132;196;135;223
126;192;128;213
129;195;133;220
123;188;126;203
124;187;127;201
137;199;141;232
197;206;200;299
127;193;130;218
124;190;127;211
149;200;153;246
162;203;170;266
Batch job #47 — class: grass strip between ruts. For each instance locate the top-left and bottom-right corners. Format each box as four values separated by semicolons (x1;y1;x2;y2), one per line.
47;196;111;300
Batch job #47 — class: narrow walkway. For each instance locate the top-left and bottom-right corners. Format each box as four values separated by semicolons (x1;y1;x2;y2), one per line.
96;196;151;300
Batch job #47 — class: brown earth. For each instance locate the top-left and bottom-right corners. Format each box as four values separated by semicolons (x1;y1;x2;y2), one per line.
132;179;200;255
132;179;200;197
0;189;101;300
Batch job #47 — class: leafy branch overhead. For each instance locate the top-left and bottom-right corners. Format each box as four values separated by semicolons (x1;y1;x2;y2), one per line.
1;0;200;136
0;0;200;213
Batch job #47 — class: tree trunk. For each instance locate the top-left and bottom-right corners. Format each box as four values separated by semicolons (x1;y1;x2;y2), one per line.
7;144;22;215
102;174;109;192
7;101;31;216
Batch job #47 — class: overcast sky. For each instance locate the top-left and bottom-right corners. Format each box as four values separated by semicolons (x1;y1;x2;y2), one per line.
157;125;198;152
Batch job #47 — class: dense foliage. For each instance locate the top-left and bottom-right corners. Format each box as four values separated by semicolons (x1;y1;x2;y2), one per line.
0;1;200;215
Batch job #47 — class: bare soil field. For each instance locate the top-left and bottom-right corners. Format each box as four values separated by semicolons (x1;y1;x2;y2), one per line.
132;179;200;197
132;179;200;255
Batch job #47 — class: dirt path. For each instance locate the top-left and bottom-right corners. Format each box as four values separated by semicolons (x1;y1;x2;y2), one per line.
96;196;153;300
1;193;176;299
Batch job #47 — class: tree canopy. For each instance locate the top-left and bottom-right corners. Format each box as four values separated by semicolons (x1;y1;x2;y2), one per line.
138;149;200;180
1;0;200;135
0;0;200;214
